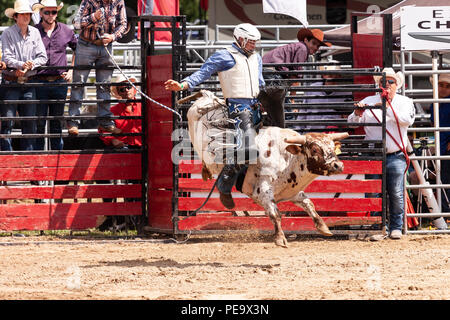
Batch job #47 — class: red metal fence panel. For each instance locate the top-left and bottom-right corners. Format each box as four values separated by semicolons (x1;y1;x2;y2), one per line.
173;160;382;233
0;154;142;231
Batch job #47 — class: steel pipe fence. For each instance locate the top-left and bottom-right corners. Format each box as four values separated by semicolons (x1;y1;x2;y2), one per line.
0;66;144;150
399;62;450;233
172;59;388;233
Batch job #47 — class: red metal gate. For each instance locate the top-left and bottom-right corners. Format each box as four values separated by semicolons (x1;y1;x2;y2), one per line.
174;160;382;234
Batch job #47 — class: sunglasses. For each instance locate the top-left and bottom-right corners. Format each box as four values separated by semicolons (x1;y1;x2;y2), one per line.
380;79;396;86
118;85;133;93
43;10;58;15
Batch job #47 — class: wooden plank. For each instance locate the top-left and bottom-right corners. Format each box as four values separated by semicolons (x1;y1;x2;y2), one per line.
0;202;142;218
179;178;381;193
341;160;382;174
0;154;141;168
0;184;142;200
0;166;141;181
148;190;173;230
147;55;173;122
178;160;382;174
177;216;382;232
0;216;100;231
178;198;381;212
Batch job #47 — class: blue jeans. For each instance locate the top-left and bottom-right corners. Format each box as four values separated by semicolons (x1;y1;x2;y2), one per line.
227;99;261;126
1;81;36;151
35;78;68;150
68;39;114;128
386;152;407;232
366;152;407;232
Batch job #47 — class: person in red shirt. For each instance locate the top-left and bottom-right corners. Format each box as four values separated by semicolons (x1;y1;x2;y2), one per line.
99;75;142;149
97;74;142;231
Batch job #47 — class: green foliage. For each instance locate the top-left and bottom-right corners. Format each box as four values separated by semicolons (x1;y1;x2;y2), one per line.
180;0;207;23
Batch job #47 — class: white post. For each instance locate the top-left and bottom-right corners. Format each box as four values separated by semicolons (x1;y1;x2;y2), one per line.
431;51;441;209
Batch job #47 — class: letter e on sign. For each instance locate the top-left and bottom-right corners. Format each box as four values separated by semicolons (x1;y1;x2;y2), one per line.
401;6;450;51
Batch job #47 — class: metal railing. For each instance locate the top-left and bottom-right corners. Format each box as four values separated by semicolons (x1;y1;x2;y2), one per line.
398;51;450;234
173;59;388;233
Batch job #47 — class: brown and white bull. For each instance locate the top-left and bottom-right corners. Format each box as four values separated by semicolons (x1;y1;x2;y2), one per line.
186;90;348;247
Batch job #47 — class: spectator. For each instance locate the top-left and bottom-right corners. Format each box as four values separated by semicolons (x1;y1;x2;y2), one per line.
99;75;142;149
1;0;47;151
97;74;142;231
295;64;352;133
0;50;6;100
430;73;450;213
164;23;265;209
33;0;77;151
347;67;415;240
67;0;127;136
262;28;331;86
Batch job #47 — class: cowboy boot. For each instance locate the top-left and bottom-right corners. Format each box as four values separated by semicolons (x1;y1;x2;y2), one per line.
217;164;241;209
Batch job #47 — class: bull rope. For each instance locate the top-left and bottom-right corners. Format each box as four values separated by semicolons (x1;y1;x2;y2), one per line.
102;38;183;121
105;39;236;218
189;176;222;216
105;37;228;218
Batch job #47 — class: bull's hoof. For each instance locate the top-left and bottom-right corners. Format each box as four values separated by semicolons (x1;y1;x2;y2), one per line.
219;192;235;209
318;225;333;237
274;235;288;248
315;220;333;236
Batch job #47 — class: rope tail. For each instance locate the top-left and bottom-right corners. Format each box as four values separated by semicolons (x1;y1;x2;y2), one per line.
102;41;183;121
189;170;224;216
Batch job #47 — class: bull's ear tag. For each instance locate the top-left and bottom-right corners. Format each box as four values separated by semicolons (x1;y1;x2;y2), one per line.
335;145;342;155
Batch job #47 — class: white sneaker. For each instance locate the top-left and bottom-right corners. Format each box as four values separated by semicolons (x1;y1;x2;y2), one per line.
369;234;387;241
389;229;402;240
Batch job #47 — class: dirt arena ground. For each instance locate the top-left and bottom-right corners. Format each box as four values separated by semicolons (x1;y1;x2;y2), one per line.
0;233;448;300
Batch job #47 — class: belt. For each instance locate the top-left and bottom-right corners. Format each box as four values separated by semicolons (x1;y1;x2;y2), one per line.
387;150;403;156
34;75;63;82
2;74;33;83
80;36;104;46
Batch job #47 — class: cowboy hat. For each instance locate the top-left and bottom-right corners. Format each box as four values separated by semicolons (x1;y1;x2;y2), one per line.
373;67;404;88
111;74;137;98
429;72;450;85
32;0;64;11
5;0;38;19
297;28;331;47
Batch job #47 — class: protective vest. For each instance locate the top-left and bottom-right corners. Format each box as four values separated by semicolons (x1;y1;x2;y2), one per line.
218;46;260;99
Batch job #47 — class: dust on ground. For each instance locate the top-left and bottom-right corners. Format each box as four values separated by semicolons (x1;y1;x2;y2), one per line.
0;233;448;300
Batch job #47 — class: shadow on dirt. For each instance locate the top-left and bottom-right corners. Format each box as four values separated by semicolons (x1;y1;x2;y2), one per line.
82;258;283;270
180;233;350;244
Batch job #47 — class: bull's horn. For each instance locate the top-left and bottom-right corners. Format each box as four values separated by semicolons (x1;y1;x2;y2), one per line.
284;135;306;145
176;91;203;105
329;132;349;141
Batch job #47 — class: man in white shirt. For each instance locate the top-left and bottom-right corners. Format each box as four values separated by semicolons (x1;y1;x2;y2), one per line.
347;67;415;240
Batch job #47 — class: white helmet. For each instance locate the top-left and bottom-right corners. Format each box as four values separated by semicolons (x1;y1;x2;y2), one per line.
233;23;261;54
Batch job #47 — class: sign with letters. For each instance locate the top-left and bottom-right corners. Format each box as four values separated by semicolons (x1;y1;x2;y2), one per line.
400;6;450;51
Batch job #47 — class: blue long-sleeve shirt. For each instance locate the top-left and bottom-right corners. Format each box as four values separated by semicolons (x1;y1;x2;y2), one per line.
182;43;265;104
